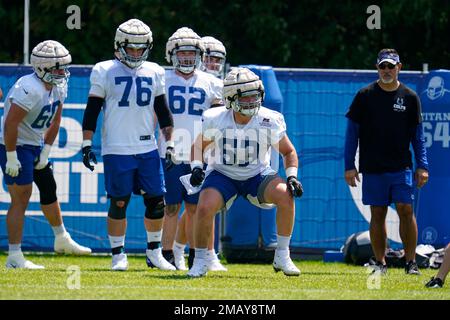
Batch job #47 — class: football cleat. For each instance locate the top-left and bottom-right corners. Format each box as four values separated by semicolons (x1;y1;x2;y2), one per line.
207;256;228;272
54;233;92;255
5;252;45;270
425;277;444;288
367;259;388;275
405;260;421;275
273;249;300;276
187;258;208;278
146;248;176;271
111;253;128;271
173;247;188;271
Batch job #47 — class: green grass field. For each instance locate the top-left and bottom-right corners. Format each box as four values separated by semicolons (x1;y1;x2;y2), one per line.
0;252;448;300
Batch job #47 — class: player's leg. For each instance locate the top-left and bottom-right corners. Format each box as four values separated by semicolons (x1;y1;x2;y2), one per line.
33;163;91;255
1;145;43;269
187;188;224;277
436;244;450;282
188;170;234;278
161;160;184;265
204;212;227;271
173;210;188;269
260;174;299;276
137;150;175;271
161;202;181;264
103;154;135;271
362;173;389;274
392;169;419;274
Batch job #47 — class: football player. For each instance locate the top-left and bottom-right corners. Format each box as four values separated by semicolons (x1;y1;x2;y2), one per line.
159;27;226;271
187;67;304;277
1;82;90;259
201;36;227;79
1;40;90;269
81;19;175;271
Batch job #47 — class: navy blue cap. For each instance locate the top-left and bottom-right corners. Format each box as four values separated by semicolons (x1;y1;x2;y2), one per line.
377;52;400;65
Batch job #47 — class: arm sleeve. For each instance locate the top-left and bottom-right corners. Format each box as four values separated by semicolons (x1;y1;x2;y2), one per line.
411;123;429;170
344;119;359;171
82;96;104;132
154;94;173;129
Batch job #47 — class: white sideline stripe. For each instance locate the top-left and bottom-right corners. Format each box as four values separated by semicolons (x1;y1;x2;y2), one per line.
0;210;107;217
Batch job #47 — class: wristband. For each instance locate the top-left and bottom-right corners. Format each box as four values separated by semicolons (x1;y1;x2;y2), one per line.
6;151;18;161
166;140;175;149
191;160;203;170
82;140;92;148
285;167;298;178
41;144;51;157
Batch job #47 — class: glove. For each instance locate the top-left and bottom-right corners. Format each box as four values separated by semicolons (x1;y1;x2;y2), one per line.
34;144;51;170
82;140;97;171
5;151;21;177
165;144;176;171
287;176;304;198
190;166;205;187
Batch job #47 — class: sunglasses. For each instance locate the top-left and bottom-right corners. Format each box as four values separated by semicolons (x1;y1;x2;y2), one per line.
378;62;396;70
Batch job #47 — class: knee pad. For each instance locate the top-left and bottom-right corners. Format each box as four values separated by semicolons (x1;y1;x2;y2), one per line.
33;163;57;205
108;195;131;220
144;195;165;220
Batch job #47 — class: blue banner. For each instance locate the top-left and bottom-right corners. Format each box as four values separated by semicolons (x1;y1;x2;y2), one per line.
2;65;446;252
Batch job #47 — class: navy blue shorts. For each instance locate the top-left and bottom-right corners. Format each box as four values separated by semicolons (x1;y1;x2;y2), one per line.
362;169;414;205
103;150;165;198
0;144;41;185
201;170;277;210
162;161;199;205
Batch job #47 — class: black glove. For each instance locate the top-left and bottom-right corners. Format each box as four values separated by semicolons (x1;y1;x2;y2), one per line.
287;176;303;198
165;146;176;171
190;167;205;187
82;145;97;171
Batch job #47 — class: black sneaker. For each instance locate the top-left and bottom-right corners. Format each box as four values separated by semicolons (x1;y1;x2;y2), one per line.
369;259;387;275
162;249;176;268
425;277;444;288
405;260;421;275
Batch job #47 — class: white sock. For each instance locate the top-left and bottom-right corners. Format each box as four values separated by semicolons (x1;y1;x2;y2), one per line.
109;235;125;249
173;241;186;252
208;249;217;260
146;231;162;243
195;248;208;260
277;235;291;251
8;243;21;254
52;224;66;236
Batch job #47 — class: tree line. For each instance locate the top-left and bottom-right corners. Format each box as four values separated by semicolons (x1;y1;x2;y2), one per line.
0;0;449;70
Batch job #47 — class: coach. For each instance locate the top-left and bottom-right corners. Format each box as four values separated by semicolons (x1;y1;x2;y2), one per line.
344;49;429;275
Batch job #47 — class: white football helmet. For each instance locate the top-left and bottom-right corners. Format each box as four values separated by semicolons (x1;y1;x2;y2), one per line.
114;19;153;68
30;40;71;87
201;36;226;78
165;27;204;74
223;67;264;117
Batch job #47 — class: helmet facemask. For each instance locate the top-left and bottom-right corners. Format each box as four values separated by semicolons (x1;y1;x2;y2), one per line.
202;51;226;78
41;65;71;87
229;89;263;117
117;42;151;69
171;45;202;74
